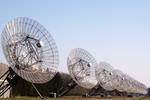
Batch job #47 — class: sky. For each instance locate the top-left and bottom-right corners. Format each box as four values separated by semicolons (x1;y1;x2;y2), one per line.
0;0;150;87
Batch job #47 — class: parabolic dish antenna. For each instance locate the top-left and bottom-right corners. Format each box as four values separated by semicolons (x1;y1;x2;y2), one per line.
113;69;148;95
67;48;98;89
112;69;130;92
95;62;116;91
115;70;142;93
1;17;59;84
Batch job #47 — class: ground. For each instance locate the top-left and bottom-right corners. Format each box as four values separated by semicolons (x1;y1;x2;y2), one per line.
0;96;150;100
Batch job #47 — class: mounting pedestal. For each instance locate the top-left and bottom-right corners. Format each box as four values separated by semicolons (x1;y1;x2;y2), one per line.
57;79;76;97
87;84;106;96
0;67;44;99
0;68;20;96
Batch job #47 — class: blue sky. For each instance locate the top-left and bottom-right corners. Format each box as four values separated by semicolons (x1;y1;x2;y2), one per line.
0;0;150;87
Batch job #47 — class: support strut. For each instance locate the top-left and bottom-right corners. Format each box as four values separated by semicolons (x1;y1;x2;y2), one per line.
31;83;44;99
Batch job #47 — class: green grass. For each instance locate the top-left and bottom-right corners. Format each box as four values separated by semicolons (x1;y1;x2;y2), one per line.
0;96;150;100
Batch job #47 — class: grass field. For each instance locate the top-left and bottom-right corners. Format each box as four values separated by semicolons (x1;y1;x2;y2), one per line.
0;96;150;100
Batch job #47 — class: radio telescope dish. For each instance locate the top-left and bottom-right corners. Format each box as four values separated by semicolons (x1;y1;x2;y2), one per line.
1;17;59;84
95;62;116;91
67;48;98;89
112;69;130;92
113;69;148;95
115;70;140;93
